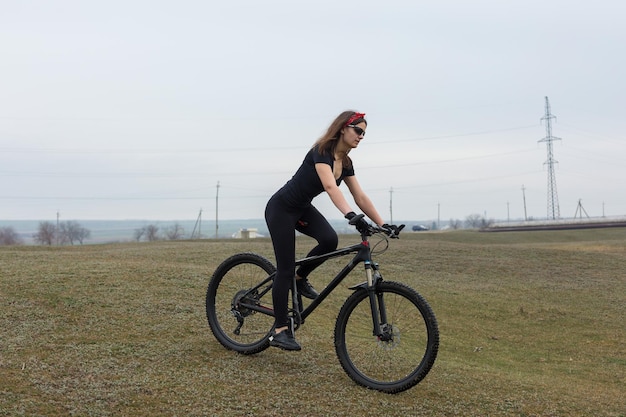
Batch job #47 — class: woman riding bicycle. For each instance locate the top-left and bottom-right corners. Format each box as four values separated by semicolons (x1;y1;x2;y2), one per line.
265;110;394;351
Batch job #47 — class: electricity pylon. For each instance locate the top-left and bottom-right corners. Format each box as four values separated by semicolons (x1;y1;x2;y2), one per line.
538;96;561;219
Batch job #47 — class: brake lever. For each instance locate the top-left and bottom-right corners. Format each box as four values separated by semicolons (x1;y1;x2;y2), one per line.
389;224;406;239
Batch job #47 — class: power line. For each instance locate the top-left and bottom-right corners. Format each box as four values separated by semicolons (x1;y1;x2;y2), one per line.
0;124;538;154
368;124;538;145
0;148;538;179
373;170;543;192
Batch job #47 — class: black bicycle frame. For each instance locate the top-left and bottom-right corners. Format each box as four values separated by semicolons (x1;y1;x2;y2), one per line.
295;239;374;321
236;237;381;327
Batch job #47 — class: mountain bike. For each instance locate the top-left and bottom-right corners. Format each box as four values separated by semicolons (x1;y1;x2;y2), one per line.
205;215;439;394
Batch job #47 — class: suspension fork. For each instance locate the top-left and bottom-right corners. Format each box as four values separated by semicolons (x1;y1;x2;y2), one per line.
363;261;388;338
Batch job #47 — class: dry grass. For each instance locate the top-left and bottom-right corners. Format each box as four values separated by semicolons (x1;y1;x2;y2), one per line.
1;229;625;416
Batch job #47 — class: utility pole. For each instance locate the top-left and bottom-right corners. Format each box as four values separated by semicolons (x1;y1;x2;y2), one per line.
191;208;202;239
521;185;528;221
574;199;589;219
215;181;220;239
437;202;440;230
538;96;561;220
56;210;60;246
389;187;393;224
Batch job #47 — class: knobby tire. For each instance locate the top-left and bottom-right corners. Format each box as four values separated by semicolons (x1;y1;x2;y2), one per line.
206;253;276;354
334;281;439;393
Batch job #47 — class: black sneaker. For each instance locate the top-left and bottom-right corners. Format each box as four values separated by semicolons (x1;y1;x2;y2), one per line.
296;278;319;300
269;329;301;351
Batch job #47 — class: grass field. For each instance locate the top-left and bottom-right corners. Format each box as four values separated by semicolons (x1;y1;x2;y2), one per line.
1;229;625;416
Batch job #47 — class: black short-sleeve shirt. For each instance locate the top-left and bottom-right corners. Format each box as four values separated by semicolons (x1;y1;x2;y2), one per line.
275;146;355;208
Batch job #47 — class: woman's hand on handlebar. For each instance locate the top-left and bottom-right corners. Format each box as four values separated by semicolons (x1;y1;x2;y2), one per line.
346;212;405;238
381;223;405;238
345;212;370;234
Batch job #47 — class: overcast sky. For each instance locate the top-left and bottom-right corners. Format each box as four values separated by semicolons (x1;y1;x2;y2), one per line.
1;0;625;223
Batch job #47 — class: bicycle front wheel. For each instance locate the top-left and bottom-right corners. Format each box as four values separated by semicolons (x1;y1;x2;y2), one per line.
334;281;439;393
206;253;276;354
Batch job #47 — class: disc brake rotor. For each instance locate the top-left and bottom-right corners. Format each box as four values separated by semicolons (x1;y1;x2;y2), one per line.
377;324;400;350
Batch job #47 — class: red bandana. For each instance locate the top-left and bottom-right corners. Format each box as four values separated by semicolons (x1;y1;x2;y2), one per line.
346;112;366;126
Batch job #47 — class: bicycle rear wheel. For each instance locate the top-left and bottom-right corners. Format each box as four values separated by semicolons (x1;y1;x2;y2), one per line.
334;281;439;393
206;253;276;354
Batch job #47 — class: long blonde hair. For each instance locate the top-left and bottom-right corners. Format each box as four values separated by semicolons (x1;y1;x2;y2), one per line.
312;110;367;167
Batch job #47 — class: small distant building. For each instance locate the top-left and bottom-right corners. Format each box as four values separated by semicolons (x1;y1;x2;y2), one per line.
232;228;262;239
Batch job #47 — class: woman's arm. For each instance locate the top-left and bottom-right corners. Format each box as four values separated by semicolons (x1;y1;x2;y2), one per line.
343;176;385;226
315;163;353;215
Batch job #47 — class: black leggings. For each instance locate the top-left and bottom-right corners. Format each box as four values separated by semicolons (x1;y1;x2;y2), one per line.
265;194;338;328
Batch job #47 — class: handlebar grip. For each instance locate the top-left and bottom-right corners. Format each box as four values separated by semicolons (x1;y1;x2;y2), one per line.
387;224;405;238
347;213;365;226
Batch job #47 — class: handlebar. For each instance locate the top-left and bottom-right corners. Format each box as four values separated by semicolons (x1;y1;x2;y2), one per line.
375;223;405;239
347;214;405;239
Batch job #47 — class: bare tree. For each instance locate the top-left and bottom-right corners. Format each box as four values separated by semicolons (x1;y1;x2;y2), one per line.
145;224;159;241
0;227;22;245
448;219;462;230
464;214;483;229
33;221;56;245
133;227;145;242
464;214;494;230
165;223;185;240
59;221;91;245
480;217;495;230
134;224;160;242
76;227;91;244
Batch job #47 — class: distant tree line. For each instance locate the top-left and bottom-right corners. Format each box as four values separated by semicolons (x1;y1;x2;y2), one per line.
2;215;494;247
133;223;185;242
0;227;22;245
464;214;495;230
443;214;494;230
32;221;91;245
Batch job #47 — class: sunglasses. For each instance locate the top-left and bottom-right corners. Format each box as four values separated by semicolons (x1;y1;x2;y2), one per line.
347;125;366;136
